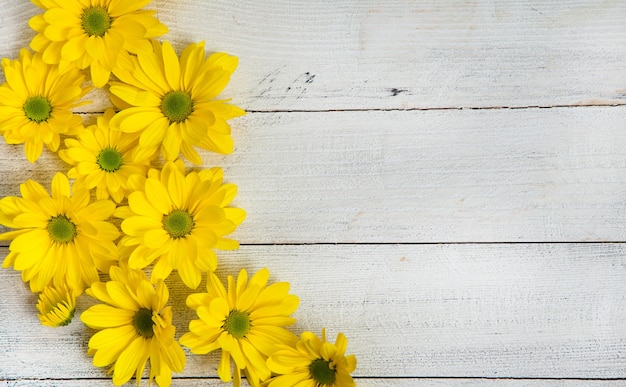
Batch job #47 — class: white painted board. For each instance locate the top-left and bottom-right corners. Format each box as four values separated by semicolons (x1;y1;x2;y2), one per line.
2;244;626;383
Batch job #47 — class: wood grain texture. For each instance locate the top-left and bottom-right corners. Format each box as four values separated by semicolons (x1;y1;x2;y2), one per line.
0;1;625;111
2;107;625;244
148;0;626;110
2;244;626;381
3;380;626;387
0;0;625;385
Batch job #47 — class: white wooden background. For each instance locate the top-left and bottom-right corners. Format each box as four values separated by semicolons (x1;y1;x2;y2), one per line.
1;1;626;386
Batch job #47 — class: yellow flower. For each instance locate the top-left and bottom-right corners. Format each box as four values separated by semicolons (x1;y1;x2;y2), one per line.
28;0;168;88
115;160;246;289
0;48;89;162
109;40;245;164
266;329;357;387
81;265;186;386
180;268;299;387
37;283;76;327
0;172;119;292
59;108;156;203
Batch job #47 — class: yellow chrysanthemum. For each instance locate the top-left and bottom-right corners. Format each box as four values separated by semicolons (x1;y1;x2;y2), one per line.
109;40;245;164
115;160;246;289
266;329;357;387
0;172;119;292
28;0;168;87
37;283;77;327
59;108;156;203
0;48;89;162
81;264;186;386
180;268;300;387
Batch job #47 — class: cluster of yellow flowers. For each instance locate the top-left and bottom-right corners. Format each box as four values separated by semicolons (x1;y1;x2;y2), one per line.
0;1;356;387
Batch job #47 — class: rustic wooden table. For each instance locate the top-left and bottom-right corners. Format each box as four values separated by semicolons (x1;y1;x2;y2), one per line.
1;1;626;386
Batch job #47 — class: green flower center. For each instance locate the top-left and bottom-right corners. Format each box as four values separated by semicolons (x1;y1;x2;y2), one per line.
58;306;75;327
81;6;111;37
47;215;77;244
161;91;193;123
23;96;52;123
222;310;250;339
309;358;336;386
96;147;123;172
162;209;195;239
133;308;155;338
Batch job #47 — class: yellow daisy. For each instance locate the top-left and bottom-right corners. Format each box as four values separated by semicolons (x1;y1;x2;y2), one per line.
59;108;157;203
109;40;245;164
37;283;77;327
81;264;186;386
28;0;168;87
0;48;89;162
115;160;246;289
0;172;119;292
266;329;357;387
180;268;300;387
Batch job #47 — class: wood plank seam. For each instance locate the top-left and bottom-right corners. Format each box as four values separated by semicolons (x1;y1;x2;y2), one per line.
71;104;626;115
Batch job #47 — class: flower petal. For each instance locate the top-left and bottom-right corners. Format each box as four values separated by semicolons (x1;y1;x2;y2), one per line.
112;336;149;386
144;178;172;214
89;325;137;367
161;41;181;90
81;304;134;329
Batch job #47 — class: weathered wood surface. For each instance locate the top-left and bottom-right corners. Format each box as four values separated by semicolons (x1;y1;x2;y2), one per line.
3;381;626;387
2;244;626;383
1;1;625;111
1;0;626;386
1;108;625;244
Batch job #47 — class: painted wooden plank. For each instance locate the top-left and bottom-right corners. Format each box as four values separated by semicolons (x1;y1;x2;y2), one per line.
1;108;625;244
3;379;626;387
2;243;626;380
0;1;625;111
